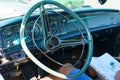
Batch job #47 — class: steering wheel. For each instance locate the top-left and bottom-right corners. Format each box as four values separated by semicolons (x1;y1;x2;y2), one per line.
20;1;93;79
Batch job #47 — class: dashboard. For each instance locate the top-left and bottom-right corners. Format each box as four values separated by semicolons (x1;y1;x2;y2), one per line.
0;8;120;56
0;7;120;80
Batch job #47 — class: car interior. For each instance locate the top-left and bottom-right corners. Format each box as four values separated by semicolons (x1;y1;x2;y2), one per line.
0;0;120;80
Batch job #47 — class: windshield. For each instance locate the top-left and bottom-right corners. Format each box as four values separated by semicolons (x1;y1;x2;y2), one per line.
0;0;119;20
0;0;29;20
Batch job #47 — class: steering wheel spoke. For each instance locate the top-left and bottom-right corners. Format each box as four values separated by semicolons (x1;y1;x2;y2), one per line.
60;39;84;47
39;4;49;38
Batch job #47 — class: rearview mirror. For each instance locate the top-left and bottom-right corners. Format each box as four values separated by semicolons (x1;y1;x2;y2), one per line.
98;0;107;5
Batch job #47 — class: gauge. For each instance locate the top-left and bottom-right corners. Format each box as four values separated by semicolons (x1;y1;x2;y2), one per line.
3;27;13;37
25;22;42;39
32;23;42;38
14;24;20;34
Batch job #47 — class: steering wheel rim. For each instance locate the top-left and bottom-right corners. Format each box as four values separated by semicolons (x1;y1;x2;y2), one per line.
20;1;93;79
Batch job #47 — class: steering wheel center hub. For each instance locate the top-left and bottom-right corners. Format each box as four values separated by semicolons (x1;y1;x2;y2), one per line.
46;36;60;50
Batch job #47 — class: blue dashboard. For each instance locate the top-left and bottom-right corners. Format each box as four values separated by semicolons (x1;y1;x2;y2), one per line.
0;8;120;55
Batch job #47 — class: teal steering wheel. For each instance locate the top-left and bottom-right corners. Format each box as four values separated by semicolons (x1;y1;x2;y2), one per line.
20;0;93;79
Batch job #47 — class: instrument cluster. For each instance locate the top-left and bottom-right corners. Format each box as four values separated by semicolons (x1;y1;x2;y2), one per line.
1;20;42;49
